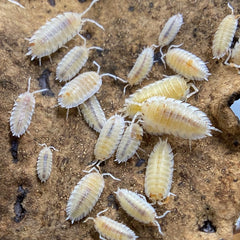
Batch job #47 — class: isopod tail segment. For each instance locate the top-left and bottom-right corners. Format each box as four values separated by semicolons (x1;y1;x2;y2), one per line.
157;192;176;206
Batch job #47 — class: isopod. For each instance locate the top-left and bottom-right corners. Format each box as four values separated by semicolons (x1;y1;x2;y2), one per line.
26;0;104;65
164;46;210;81
94;114;125;162
79;95;106;133
124;75;198;118
37;144;58;183
10;77;47;138
158;13;183;48
115;116;143;164
138;96;219;140
58;61;126;118
127;46;155;86
145;139;174;204
212;3;239;59
115;188;170;235
84;208;138;240
66;167;120;223
56;36;103;82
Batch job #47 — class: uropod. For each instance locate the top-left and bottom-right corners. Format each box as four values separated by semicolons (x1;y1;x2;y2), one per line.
123;75;198;118
163;45;210;81
94;114;125;163
138;96;219;140
84;208;138;240
56;36;103;82
37;143;58;183
10;77;47;138
212;3;240;60
115;188;170;235
145;139;174;204
26;0;104;65
58;61;126;119
66;167;120;224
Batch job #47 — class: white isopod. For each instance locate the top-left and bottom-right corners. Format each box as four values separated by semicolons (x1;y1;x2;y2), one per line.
10;77;47;138
158;13;183;48
145;139;174;204
79;95;106;133
94;115;125;163
37;144;58;183
56;36;102;82
123;75;198;118
26;0;104;65
115;116;143;164
66;167;120;224
127;45;155;87
115;188;170;235
163;45;210;81
58;61;126;118
84;208;138;240
212;3;240;59
138;96;219;140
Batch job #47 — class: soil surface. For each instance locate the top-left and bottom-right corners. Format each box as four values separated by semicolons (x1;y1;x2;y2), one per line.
1;0;240;240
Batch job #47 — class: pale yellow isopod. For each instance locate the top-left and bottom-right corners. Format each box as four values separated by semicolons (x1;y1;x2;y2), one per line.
139;96;219;140
115;188;170;235
56;36;102;82
79;95;106;133
158;13;183;48
145;139;174;204
123;75;198;118
94;115;125;162
66;167;119;223
163;45;210;81
212;3;240;59
84;208;138;240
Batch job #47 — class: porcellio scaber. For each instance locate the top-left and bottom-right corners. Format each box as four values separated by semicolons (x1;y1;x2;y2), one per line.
26;0;104;65
115;188;170;235
10;77;47;138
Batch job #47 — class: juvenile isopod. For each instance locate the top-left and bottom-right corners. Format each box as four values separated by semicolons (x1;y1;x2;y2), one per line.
56;36;103;82
94;114;125;163
10;77;47;138
138;96;219;140
158;13;183;48
127;45;155;87
115;116;143;164
123;75;198;118
163;46;210;81
145;139;174;204
212;3;240;59
26;0;104;65
79;95;106;133
84;208;138;240
115;188;170;235
37;144;58;183
58;61;126;118
66;167;120;223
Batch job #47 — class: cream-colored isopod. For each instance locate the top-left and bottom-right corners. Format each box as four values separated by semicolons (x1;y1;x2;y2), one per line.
145;139;174;204
115;117;143;164
94;115;125;162
66;168;119;223
115;188;170;235
127;45;155;86
84;208;138;240
58;61;126;118
139;96;219;140
79;95;106;133
56;36;102;82
212;3;240;59
123;75;198;118
37;144;58;183
158;13;183;48
164;46;210;81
